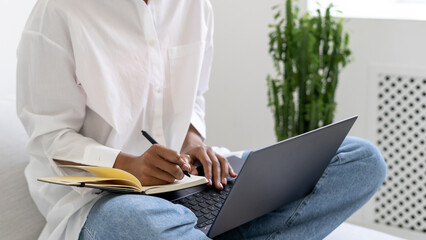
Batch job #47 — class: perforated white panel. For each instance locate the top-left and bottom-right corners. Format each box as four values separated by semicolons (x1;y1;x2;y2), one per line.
373;74;426;233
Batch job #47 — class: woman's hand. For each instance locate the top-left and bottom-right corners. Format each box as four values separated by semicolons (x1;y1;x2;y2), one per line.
181;125;237;190
113;144;191;186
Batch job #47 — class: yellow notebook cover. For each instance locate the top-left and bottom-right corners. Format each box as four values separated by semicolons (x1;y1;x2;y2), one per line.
38;165;208;195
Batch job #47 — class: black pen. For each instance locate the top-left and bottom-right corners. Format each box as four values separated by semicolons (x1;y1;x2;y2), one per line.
141;130;191;178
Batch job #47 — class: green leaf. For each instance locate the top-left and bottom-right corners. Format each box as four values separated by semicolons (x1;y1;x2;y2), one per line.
274;11;281;20
266;0;351;140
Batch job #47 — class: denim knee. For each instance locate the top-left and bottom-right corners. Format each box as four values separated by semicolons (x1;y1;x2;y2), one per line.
82;194;201;240
348;137;387;194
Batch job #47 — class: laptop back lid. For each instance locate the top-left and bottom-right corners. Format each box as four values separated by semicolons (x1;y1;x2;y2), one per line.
208;116;357;238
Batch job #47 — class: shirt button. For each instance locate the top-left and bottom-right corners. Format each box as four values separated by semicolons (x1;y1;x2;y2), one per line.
149;40;156;47
156;87;162;94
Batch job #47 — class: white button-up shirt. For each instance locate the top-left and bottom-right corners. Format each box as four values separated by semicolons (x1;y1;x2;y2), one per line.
16;0;213;239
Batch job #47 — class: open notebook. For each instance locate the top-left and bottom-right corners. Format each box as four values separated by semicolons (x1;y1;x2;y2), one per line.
38;165;208;195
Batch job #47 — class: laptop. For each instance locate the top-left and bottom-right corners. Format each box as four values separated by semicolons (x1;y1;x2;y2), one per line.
156;116;357;238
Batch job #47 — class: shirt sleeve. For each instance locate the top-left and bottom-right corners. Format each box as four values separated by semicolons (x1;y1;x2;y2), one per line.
16;31;120;168
190;5;214;140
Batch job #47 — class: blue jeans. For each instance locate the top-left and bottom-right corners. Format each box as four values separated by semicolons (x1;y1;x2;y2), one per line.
79;137;386;240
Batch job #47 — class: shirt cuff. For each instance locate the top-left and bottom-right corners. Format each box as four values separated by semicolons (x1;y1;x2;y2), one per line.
82;144;121;168
190;111;206;141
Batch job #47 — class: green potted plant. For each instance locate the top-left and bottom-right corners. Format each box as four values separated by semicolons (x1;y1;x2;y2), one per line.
267;0;352;141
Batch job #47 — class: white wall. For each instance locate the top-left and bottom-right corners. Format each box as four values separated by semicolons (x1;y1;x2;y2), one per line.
205;0;279;151
0;0;36;98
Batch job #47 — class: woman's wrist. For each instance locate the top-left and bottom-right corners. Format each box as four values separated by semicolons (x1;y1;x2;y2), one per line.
181;125;204;153
113;152;137;170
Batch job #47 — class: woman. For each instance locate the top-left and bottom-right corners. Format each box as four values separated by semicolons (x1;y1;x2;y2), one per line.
17;0;385;239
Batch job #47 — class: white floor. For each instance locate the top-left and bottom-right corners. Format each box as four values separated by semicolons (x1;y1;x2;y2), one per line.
346;220;426;240
325;223;406;240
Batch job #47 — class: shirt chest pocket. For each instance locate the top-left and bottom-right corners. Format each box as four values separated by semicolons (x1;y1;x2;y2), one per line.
167;41;205;114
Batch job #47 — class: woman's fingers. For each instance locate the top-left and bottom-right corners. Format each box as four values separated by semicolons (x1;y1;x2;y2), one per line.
229;164;238;178
186;145;225;190
153;157;185;180
139;145;191;185
197;148;213;186
143;173;173;185
179;154;192;173
181;145;238;190
140;161;177;184
152;144;190;171
189;166;199;175
206;148;223;190
216;154;230;185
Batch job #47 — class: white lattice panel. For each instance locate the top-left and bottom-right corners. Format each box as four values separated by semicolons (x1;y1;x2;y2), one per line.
373;73;426;233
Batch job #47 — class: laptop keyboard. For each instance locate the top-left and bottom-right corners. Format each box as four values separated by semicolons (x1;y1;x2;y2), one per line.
173;183;233;229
